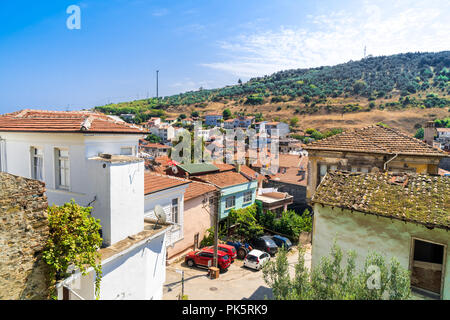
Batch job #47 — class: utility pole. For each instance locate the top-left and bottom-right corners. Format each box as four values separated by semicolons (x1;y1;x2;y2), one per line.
156;70;159;99
213;191;220;268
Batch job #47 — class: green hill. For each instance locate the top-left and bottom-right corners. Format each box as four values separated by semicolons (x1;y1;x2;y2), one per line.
94;51;450;123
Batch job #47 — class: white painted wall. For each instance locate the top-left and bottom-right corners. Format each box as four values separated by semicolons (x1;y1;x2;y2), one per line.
0;131;144;246
312;204;450;299
144;185;188;247
86;158;145;246
62;232;167;300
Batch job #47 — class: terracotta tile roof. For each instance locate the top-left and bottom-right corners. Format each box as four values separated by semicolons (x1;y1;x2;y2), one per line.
268;156;308;186
240;165;265;182
312;171;450;230
437;128;450;132
304;124;446;157
193;170;251;188
213;163;235;172
141;143;170;149
144;172;190;195
0;109;146;134
184;180;217;201
251;154;300;168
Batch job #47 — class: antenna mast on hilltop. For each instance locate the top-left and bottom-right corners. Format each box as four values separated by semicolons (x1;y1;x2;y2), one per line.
156;70;159;99
364;45;367;58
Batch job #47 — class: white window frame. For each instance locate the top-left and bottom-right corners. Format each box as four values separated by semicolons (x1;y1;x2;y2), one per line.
120;146;134;156
172;198;179;224
30;147;44;181
243;191;253;203
55;148;70;190
225;196;236;209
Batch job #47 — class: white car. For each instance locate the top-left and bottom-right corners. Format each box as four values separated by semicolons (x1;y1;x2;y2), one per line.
243;249;270;270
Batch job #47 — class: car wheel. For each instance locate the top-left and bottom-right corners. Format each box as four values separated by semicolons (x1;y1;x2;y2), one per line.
237;248;247;260
187;259;195;267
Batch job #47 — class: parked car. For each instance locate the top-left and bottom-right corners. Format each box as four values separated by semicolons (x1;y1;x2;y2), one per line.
185;248;231;272
249;236;278;256
271;235;293;251
243;249;271;271
226;240;254;260
207;244;237;262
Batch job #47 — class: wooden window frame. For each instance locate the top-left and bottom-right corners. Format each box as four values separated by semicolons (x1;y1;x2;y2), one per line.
409;237;447;299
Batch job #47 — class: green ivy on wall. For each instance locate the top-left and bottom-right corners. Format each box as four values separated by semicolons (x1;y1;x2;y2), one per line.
42;200;103;299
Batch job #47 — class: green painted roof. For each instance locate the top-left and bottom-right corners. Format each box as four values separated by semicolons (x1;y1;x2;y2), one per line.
312;171;450;230
177;163;219;174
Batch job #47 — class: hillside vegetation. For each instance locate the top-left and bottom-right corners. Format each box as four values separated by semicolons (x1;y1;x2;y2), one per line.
94;51;450;133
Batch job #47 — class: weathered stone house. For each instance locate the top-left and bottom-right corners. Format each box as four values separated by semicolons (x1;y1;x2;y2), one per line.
311;171;450;299
304;124;448;202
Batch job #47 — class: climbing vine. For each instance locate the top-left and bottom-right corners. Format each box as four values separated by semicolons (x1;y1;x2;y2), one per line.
42;200;103;299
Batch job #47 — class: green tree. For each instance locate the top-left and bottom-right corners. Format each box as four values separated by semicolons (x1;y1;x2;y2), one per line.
290;117;299;127
43;200;103;299
414;127;424;139
263;242;411;300
227;205;263;240
191;111;199;118
145;133;162;143
222;108;232;120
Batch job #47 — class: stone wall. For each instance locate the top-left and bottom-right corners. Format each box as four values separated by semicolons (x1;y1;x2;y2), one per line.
0;172;49;300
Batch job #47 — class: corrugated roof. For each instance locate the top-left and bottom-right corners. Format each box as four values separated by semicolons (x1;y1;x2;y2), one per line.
312;171;450;230
304;124;446;156
0;109;146;134
177;163;219;174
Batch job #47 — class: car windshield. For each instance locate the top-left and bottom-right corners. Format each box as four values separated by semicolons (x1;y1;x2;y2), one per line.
246;255;258;262
265;239;277;247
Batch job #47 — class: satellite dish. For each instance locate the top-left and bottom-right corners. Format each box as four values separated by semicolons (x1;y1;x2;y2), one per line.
153;205;167;230
171;166;178;174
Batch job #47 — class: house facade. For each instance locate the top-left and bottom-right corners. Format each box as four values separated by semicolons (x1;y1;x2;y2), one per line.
311;171;450;299
204;114;223;127
304;124;448;202
0;110;185;300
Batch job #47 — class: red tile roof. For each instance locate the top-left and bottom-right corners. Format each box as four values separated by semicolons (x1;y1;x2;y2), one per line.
0;109;147;134
192;170;251;188
184;181;217;201
144;172;190;195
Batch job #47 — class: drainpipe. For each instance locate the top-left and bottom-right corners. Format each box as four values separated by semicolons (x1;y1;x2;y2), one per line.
383;153;399;171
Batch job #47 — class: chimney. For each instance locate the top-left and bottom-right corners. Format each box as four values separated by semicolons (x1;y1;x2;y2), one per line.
236;163;241;173
424;121;436;146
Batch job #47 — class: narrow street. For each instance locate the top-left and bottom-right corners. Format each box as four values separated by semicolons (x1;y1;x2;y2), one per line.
163;245;311;300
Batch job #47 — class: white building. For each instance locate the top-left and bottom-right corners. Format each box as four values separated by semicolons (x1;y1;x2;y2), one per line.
150;125;175;143
0;109;188;300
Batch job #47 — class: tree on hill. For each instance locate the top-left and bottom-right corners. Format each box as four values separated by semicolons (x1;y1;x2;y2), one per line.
222;108;232;120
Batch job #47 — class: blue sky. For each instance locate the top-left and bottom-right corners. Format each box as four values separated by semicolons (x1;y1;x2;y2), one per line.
0;0;449;113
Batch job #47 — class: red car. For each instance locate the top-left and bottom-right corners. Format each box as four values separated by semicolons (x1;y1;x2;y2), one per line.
185;248;231;272
207;244;237;262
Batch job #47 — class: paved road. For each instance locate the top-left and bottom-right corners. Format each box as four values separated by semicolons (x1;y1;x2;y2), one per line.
163;245;311;300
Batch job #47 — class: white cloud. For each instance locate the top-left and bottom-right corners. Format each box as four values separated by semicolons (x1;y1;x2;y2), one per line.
152;8;169;17
202;0;450;77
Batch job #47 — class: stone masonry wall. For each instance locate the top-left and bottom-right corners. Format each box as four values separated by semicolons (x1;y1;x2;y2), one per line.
0;172;49;299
